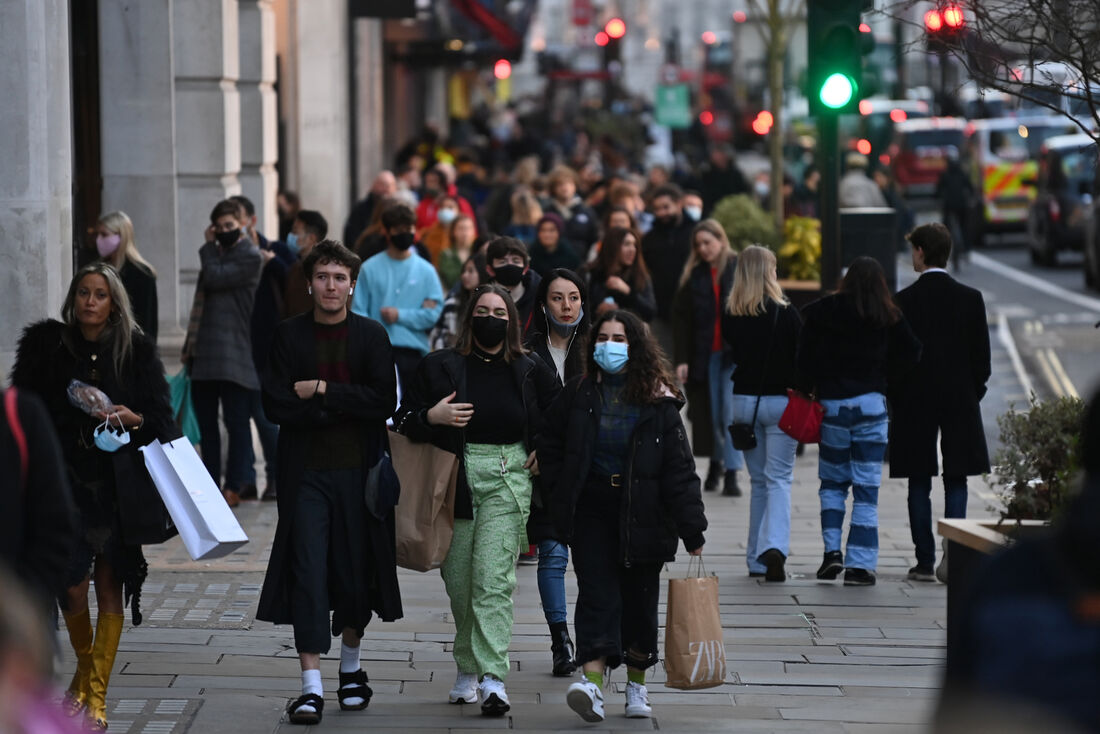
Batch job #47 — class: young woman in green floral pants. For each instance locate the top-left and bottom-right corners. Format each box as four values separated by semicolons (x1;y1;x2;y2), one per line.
395;282;559;716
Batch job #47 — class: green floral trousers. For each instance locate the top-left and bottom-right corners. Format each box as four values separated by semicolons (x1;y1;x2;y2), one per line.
441;441;531;681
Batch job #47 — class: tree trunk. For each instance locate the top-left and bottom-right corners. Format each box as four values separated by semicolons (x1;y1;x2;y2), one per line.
768;5;785;233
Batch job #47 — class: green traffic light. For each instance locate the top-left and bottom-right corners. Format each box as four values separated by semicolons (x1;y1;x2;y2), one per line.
819;72;856;109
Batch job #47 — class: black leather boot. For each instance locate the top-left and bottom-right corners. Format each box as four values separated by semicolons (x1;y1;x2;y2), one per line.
549;622;577;676
704;461;723;492
722;469;742;497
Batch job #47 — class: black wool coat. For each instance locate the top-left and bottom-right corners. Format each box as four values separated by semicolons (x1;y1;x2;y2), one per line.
393;348;560;521
888;271;992;478
538;376;707;564
257;312;402;625
11;320;178;547
673;258;737;384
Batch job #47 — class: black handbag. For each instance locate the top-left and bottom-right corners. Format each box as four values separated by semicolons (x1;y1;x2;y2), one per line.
727;304;779;451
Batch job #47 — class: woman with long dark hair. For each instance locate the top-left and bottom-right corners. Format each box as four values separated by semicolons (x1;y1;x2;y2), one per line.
798;257;921;586
539;310;706;723
722;246;802;581
673;219;743;496
12;262;176;731
395;284;559;716
584;226;656;322
524;268;590;676
429;252;488;351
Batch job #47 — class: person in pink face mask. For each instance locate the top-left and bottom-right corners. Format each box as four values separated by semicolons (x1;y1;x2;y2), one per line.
95;211;159;342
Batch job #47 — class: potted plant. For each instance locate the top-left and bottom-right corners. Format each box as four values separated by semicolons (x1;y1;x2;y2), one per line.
777;216;821;309
940;394;1086;642
710;194;779;252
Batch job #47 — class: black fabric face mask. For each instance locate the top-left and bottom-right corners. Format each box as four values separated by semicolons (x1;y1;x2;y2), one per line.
493;264;525;287
471;315;508;349
390;232;415;251
215;229;241;247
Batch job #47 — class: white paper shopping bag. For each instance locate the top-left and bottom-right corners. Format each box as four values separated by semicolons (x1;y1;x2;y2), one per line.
140;437;249;560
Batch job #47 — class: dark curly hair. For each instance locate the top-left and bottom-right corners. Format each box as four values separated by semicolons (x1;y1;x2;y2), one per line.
586;310;681;404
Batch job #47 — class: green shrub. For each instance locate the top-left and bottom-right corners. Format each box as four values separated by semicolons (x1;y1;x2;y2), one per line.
992;395;1086;521
710;194;780;252
777;216;821;281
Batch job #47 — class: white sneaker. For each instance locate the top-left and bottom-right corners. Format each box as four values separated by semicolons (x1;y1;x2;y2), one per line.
566;679;605;723
448;672;478;704
624;681;652;718
478;676;510;716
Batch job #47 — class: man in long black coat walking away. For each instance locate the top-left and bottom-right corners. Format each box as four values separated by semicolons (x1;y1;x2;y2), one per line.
888;223;991;582
258;240;402;725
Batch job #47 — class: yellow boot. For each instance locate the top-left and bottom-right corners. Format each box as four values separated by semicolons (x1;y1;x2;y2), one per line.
62;607;94;713
87;612;124;731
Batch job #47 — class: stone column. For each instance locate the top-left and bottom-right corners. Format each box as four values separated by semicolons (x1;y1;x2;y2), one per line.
98;0;183;338
238;0;279;238
355;18;385;200
173;0;242;318
0;0;73;373
279;0;351;232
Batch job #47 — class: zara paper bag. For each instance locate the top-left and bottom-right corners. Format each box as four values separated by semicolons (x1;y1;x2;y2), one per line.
389;430;459;572
664;557;728;689
140;437;249;560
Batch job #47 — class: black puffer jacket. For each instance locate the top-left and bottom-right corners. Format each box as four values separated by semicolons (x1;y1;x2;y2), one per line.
393;348;560;520
538;375;706;564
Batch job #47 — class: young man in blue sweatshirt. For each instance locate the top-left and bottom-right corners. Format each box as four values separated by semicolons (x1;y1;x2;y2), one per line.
350;201;443;395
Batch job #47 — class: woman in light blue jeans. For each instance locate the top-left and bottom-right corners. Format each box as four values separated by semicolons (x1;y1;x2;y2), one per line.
722;246;803;581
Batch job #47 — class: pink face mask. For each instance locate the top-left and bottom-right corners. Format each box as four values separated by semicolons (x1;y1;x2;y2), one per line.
96;233;122;258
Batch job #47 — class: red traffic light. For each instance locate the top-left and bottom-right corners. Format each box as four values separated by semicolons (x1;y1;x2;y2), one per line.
493;59;512;80
594;30;610;46
859;22;871;33
701;30;717;45
924;9;943;32
943;5;965;27
604;17;626;39
751;110;774;135
699;110;715;126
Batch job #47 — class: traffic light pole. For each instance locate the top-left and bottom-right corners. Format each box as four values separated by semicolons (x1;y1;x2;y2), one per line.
819;112;842;292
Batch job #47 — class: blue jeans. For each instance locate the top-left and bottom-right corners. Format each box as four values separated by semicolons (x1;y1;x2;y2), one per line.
536;539;569;625
818;393;888;571
248;389;279;486
708;352;743;470
908;476;968;567
733;394;798;573
192;379;254;489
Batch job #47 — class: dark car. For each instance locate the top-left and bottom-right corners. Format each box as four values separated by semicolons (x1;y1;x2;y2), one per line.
1085;157;1100;290
1028;134;1097;266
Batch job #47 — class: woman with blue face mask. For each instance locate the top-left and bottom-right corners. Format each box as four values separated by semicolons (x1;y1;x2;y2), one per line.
539;310;707;724
11;262;177;731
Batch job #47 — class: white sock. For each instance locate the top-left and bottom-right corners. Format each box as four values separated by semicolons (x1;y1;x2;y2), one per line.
340;642;361;674
300;669;322;711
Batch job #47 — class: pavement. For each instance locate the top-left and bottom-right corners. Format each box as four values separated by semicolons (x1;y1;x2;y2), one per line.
65;443;999;734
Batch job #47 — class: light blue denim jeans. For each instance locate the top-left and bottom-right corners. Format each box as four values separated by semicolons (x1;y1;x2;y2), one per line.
708;352;743;470
732;394;798;573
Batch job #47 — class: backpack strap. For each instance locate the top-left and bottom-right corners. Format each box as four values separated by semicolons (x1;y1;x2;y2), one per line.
5;389;28;491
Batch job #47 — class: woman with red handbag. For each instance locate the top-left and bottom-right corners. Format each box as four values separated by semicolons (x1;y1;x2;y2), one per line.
721;246;804;582
797;258;921;586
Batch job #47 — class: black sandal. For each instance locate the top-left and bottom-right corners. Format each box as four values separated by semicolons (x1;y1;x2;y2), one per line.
338;669;373;711
287;693;324;725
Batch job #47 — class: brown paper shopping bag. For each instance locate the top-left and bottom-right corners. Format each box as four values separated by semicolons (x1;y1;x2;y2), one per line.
663;557;728;689
389;430;460;572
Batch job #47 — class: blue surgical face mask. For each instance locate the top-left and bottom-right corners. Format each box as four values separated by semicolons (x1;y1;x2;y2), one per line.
286;232;300;256
684;205;703;221
436;208;458;225
593;341;629;374
93;415;130;453
543;305;584;338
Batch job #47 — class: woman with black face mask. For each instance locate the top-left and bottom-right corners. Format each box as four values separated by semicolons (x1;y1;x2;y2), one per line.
394;284;560;717
523;268;590;677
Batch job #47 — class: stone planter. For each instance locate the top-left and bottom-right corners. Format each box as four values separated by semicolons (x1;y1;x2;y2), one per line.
938;518;1048;646
779;279;821;310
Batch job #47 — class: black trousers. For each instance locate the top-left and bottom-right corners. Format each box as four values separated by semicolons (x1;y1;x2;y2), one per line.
391;347;424;400
570;477;661;671
291;467;372;653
